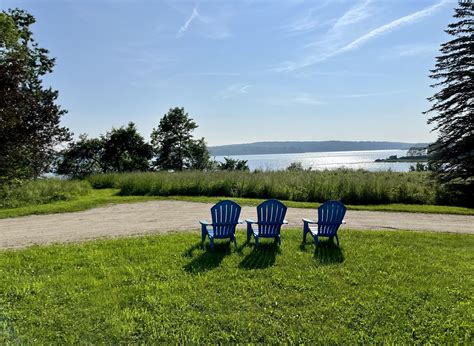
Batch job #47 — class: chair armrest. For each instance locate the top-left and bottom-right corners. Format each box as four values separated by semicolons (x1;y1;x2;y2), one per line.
283;219;288;225
302;218;316;224
245;219;256;224
199;220;210;226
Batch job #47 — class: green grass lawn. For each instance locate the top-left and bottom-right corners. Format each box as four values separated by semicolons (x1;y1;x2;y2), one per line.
0;230;472;343
0;188;473;219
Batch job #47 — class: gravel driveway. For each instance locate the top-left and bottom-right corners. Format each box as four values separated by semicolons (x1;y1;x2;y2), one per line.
0;200;473;249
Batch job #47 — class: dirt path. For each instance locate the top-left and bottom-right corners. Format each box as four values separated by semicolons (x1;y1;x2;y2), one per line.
0;200;473;249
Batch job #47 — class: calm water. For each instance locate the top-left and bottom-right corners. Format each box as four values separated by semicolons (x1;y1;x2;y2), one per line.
215;150;417;172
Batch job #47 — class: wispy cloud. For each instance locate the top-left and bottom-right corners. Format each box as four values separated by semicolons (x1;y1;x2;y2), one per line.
281;9;320;35
336;0;449;54
280;1;332;35
275;0;449;72
271;93;325;106
174;3;233;39
183;72;240;77
389;43;439;57
177;5;200;37
218;83;251;99
333;90;407;98
332;0;372;29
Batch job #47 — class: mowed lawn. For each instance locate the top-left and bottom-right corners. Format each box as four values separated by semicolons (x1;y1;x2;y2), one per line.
0;230;472;343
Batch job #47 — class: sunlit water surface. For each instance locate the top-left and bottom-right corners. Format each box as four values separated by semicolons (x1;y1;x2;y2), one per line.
215;150;417;172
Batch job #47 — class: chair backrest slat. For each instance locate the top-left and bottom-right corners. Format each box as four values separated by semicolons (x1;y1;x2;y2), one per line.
257;199;287;237
317;200;346;236
211;200;241;237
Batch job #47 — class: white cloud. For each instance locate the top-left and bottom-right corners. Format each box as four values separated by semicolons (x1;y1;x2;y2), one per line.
177;5;200;37
333;0;372;29
333;90;407;98
271;93;325;106
336;0;449;54
391;43;439;57
218;83;251;99
281;9;319;35
275;0;449;72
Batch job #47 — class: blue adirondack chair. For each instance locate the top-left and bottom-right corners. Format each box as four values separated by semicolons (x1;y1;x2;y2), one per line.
246;199;288;248
200;200;242;251
303;200;346;246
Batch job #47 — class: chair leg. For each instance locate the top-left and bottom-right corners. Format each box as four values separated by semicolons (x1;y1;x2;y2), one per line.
277;235;281;246
210;238;214;251
255;236;259;249
233;235;237;249
246;224;252;242
335;234;340;246
201;225;207;242
313;235;319;246
303;224;309;243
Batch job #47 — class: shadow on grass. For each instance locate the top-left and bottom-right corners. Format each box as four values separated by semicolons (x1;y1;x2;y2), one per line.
239;241;281;270
183;241;232;274
300;240;345;265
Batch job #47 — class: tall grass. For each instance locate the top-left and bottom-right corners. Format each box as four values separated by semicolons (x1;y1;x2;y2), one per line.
0;179;92;209
87;170;438;205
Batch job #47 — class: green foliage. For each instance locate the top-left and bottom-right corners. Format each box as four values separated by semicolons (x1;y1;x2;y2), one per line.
286;161;306;171
101;122;153;172
406;146;428;157
88;170;438;205
0;12;19;48
218;157;250;171
56;134;106;177
151;107;211;170
0;9;71;182
425;1;474;206
0;230;472;343
0;179;91;209
56;123;153;177
188;137;211;170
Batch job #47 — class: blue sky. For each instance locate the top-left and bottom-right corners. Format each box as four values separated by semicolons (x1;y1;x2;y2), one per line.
1;0;455;146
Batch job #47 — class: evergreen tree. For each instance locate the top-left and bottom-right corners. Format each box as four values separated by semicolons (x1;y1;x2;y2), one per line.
425;0;474;205
0;9;71;182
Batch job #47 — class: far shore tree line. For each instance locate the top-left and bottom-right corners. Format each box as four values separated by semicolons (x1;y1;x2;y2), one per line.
1;3;472;206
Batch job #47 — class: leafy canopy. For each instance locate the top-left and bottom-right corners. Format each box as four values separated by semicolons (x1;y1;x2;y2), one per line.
56;123;153;177
151;107;211;170
0;9;70;182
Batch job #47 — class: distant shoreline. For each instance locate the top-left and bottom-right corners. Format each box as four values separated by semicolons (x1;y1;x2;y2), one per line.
209;141;429;156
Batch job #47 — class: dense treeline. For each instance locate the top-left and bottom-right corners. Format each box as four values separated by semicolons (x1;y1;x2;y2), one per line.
56;108;249;177
86;170;452;206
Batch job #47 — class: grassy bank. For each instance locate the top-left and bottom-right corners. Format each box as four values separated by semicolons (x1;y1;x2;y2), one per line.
0;230;472;343
0;179;91;209
88;170;441;205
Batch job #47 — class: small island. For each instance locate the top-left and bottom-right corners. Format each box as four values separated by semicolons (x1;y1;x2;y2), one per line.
375;147;429;162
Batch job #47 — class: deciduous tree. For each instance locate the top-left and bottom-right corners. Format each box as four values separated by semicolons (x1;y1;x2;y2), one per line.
0;9;71;182
151;107;211;170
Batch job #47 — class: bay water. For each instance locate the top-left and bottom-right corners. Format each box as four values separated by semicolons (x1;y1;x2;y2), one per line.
215;149;418;172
